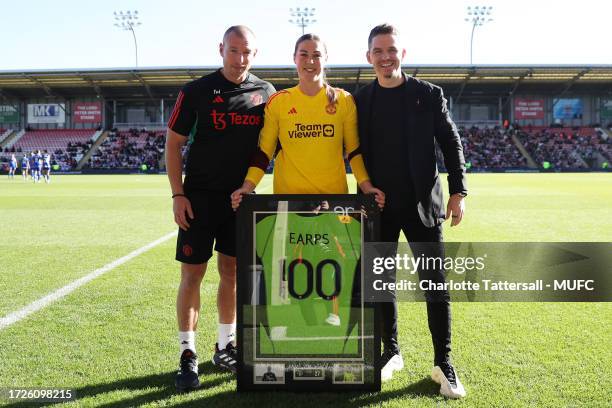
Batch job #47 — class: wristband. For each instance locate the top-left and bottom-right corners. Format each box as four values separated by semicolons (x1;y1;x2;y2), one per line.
172;193;186;199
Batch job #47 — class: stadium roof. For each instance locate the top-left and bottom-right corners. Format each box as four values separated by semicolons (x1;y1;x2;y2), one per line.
1;65;612;100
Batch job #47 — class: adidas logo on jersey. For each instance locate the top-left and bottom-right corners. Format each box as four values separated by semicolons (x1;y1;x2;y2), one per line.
213;95;224;103
288;107;297;115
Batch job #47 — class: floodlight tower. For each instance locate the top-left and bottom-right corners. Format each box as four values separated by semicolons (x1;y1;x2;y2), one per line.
465;5;493;64
114;10;142;67
289;7;317;35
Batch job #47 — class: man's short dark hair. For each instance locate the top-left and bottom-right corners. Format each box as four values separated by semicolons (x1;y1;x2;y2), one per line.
222;25;255;43
368;24;399;49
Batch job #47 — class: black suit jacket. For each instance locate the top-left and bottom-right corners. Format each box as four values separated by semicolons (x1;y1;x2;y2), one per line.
354;75;467;228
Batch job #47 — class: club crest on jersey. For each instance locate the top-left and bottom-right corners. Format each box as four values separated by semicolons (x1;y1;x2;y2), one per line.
337;215;352;224
250;93;264;106
334;206;355;224
325;104;337;115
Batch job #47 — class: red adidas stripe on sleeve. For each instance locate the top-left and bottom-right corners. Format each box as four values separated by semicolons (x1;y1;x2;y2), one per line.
265;90;289;109
168;91;185;129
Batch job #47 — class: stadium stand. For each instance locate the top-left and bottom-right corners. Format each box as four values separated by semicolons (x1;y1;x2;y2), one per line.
0;129;21;149
460;126;529;169
1;125;607;173
79;125;604;172
517;127;611;170
1;66;611;173
86;128;165;170
435;126;530;172
0;129;96;171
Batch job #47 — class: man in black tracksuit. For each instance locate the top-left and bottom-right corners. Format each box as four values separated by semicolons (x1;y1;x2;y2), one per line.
166;25;275;392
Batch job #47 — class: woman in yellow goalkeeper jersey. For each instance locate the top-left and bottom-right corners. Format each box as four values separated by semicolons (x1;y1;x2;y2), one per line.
230;33;385;207
231;33;383;331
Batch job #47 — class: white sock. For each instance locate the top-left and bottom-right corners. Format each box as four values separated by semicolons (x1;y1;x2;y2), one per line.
179;331;196;354
217;322;236;349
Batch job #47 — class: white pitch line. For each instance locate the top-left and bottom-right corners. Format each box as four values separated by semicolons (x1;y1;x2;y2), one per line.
0;231;178;331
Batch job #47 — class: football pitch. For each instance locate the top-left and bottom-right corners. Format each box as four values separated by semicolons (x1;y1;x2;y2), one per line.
0;173;610;407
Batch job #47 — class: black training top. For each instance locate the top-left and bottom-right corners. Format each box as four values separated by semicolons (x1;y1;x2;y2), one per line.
369;81;416;209
169;69;276;193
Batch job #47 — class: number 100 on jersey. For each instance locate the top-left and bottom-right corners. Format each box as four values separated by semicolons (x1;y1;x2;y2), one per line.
236;194;381;391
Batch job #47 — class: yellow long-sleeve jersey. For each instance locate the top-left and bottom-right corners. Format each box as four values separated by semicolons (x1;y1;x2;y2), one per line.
245;85;369;194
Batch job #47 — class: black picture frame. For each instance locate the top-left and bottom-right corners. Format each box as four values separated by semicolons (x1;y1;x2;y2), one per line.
236;194;381;391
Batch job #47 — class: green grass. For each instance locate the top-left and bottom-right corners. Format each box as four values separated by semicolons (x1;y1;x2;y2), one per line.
0;174;610;407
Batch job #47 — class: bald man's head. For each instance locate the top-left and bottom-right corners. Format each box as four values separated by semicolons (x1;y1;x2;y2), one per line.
219;25;258;84
222;25;256;44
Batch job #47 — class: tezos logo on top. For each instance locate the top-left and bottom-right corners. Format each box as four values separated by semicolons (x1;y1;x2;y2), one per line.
288;123;334;138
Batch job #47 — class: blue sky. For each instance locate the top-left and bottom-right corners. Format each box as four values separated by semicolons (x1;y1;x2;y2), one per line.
1;0;610;70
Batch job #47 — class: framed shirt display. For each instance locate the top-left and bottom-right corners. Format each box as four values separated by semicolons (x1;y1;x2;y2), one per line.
236;194;380;391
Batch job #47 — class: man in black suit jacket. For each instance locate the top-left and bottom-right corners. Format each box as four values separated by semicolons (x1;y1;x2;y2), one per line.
354;24;467;399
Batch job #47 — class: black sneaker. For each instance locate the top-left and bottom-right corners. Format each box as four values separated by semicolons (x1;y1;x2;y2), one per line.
212;342;238;373
175;349;200;392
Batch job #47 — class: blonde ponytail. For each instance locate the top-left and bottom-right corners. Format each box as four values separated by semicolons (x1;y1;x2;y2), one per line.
324;83;338;113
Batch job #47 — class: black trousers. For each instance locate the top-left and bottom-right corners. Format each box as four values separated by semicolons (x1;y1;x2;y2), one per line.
378;208;451;366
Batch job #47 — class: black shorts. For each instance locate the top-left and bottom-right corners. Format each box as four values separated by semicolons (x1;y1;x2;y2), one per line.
175;191;236;264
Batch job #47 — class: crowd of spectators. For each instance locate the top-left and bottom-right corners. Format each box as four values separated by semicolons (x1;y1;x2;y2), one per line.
459;126;528;169
87;128;165;170
517;127;610;170
435;126;528;171
54;140;93;170
3;125;610;172
432;125;610;171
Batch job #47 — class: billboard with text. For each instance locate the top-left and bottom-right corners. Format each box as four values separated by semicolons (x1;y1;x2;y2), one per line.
73;102;102;123
0;105;20;124
514;98;544;120
27;104;65;124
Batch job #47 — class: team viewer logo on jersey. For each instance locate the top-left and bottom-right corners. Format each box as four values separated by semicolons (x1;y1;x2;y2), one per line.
322;125;334;137
288;123;335;138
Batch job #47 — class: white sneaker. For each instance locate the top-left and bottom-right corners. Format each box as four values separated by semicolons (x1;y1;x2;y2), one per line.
325;313;341;326
431;363;466;399
381;353;404;382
